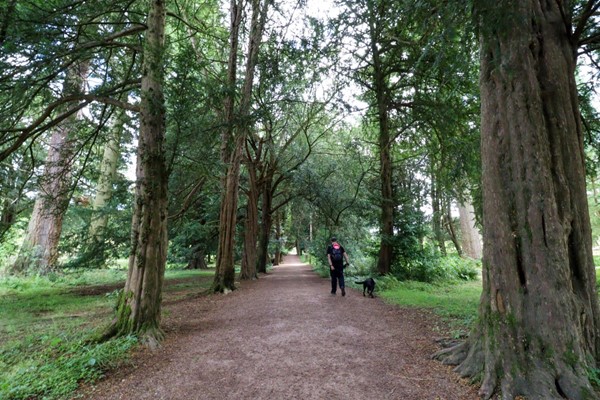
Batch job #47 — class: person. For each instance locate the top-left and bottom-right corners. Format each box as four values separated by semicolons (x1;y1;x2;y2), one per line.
327;237;350;296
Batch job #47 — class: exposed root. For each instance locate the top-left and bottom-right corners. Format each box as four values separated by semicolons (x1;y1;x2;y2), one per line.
432;341;470;365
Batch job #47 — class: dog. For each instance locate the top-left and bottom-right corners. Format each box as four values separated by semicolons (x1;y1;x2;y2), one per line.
355;278;375;298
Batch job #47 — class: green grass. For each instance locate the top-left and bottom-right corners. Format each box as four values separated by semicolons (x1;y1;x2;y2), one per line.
377;279;482;338
0;268;214;400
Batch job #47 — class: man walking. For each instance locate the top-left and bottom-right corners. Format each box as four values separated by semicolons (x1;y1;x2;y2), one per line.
327;237;350;296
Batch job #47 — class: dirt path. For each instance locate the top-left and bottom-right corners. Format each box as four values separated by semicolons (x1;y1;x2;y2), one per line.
80;255;477;400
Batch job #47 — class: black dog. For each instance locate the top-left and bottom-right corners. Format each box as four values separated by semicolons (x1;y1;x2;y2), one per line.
355;278;375;298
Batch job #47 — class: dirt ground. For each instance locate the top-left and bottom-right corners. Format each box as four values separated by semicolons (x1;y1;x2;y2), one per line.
77;255;478;400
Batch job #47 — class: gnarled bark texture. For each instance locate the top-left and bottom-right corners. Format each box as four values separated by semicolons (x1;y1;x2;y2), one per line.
106;0;168;348
435;2;600;399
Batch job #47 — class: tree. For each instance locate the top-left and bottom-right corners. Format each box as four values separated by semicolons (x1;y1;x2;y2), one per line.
104;0;168;347
213;0;269;292
11;60;89;274
435;1;600;398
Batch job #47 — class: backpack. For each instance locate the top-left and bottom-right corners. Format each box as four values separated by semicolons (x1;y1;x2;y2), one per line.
331;243;343;262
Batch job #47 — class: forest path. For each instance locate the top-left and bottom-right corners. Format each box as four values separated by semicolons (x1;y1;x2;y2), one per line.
80;255;477;400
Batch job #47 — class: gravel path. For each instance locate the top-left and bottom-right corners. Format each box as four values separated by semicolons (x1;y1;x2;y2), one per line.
80;255;477;400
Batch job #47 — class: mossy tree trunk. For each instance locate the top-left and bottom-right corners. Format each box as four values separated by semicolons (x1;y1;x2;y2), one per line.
435;2;600;398
11;60;89;274
106;0;168;348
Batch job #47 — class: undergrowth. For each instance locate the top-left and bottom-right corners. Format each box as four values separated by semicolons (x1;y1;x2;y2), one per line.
0;268;214;400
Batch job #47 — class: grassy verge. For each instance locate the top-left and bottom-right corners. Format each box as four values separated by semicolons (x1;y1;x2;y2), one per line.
0;268;214;400
378;279;481;338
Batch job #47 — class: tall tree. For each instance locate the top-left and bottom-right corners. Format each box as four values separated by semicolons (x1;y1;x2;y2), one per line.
213;0;268;292
104;0;168;347
435;1;600;398
10;60;89;274
89;110;126;241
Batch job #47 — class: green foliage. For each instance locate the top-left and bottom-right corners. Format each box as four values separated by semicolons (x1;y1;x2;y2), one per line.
392;245;480;283
377;277;481;336
587;366;600;390
0;269;213;399
0;334;137;400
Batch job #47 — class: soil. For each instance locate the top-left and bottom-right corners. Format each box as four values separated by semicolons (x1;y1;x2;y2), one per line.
76;255;478;400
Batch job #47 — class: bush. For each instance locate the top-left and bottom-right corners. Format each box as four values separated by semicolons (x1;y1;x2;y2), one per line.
392;248;480;283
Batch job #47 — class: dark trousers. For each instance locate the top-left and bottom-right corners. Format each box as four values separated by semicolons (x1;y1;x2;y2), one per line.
330;268;345;293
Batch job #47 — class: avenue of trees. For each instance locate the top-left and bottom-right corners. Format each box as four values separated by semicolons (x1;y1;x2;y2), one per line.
1;0;600;398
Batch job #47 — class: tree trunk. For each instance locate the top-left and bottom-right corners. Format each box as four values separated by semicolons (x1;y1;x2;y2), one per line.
444;201;462;257
458;199;482;259
434;3;600;398
11;60;89;274
105;0;168;348
273;211;282;266
213;0;267;292
257;171;273;273
431;172;446;256
240;146;259;280
187;246;207;269
369;9;393;275
89;111;125;241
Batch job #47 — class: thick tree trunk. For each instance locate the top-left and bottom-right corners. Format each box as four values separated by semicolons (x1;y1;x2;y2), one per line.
435;3;600;399
458;199;482;259
11;61;88;274
187;246;207;269
105;0;168;348
89;111;125;241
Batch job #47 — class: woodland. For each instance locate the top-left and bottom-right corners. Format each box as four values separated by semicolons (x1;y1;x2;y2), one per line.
1;0;600;399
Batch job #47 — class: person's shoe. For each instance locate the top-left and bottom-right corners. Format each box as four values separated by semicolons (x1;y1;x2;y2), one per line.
341;288;346;296
331;292;336;296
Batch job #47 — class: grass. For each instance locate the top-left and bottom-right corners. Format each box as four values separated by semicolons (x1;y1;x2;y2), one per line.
370;278;481;338
0;267;215;400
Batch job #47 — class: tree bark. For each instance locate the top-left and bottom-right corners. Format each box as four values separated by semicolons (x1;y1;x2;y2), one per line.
368;6;393;275
186;246;208;269
105;0;168;348
458;199;482;259
444;201;462;257
213;0;268;292
11;60;89;274
434;2;600;398
257;170;273;274
89;111;125;241
240;141;260;280
431;171;446;256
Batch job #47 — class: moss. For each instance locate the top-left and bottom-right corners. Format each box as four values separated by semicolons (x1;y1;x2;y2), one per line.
563;343;579;369
506;312;517;329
